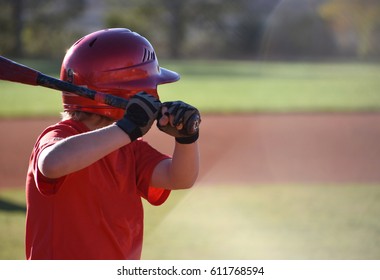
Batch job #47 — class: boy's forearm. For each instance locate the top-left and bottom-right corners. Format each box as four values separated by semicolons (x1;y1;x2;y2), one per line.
38;124;131;179
168;141;200;189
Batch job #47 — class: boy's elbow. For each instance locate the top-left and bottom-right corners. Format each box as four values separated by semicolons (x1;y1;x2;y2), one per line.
38;157;59;179
38;150;65;179
171;173;198;190
174;181;196;190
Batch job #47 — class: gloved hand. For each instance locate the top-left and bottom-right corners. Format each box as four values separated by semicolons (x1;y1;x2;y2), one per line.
157;101;201;144
116;92;161;141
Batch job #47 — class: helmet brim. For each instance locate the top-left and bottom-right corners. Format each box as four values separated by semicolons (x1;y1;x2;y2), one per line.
158;67;180;84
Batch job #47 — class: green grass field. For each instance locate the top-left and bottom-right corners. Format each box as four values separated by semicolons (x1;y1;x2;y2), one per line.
1;184;380;259
1;60;380;117
0;188;26;259
142;184;380;259
1;60;379;260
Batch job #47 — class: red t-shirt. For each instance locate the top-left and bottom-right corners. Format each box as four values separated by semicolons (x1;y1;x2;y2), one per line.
25;119;170;260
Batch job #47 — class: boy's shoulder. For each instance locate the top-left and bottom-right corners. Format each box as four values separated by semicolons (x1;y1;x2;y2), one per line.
46;119;89;134
36;119;89;144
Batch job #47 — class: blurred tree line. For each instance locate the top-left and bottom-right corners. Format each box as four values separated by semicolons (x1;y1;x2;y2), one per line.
1;0;380;60
0;0;86;58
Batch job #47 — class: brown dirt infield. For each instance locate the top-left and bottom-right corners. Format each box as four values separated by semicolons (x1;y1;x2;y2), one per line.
1;113;380;189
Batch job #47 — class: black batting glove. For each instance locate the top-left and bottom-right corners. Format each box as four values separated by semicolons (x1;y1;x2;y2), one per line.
116;92;161;141
157;101;201;144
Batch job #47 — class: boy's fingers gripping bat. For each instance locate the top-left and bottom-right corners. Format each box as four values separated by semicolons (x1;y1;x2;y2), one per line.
0;56;200;136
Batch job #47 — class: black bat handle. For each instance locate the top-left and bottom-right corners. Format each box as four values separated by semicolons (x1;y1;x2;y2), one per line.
36;73;128;109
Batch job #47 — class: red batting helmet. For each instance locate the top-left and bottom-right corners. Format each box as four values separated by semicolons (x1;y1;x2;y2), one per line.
60;28;180;120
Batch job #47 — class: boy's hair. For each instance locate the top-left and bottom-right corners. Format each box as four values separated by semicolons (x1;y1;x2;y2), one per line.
61;111;113;123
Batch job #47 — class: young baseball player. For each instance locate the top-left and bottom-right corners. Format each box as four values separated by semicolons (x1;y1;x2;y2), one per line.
25;28;200;260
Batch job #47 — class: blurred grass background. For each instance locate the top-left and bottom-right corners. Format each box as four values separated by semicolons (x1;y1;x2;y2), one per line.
1;185;380;259
1;0;380;263
0;188;26;259
1;60;380;259
142;184;380;259
1;60;380;117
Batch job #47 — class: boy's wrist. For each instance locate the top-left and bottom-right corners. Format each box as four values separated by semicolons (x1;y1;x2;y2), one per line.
175;131;199;144
116;118;142;142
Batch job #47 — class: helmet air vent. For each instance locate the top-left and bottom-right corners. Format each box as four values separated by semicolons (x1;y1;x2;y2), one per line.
142;48;155;63
89;38;98;47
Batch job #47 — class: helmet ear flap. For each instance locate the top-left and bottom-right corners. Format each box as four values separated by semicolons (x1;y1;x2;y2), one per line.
60;28;179;120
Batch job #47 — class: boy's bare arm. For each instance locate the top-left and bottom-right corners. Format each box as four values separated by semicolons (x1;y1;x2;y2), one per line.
151;141;200;190
38;124;132;179
39;92;161;179
151;101;201;190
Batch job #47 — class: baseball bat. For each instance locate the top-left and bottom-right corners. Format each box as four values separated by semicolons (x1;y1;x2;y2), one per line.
0;56;200;135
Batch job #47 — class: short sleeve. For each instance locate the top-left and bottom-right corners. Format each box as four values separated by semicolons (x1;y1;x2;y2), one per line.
133;140;171;206
28;120;87;196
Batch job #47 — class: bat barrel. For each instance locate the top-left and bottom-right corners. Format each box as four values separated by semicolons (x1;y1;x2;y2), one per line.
0;56;39;85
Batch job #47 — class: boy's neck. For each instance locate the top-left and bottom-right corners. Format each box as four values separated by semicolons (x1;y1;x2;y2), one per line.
81;115;114;131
